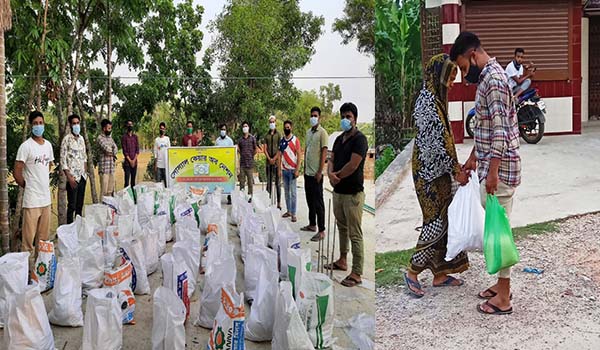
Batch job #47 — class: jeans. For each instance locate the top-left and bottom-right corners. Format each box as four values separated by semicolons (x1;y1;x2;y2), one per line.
304;174;325;232
124;161;137;188
66;177;87;224
513;78;531;94
282;169;297;215
266;164;281;205
156;168;167;187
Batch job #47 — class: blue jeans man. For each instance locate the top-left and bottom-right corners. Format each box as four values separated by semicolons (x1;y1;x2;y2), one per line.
282;169;297;221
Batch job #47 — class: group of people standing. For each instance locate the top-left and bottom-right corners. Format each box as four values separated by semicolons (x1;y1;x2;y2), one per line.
13;101;369;288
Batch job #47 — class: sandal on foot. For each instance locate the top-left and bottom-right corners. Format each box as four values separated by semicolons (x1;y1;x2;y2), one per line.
478;288;513;300
310;232;325;241
340;275;362;287
403;272;424;298
291;216;297;222
477;301;513;315
433;276;464;287
301;225;317;232
282;212;292;218
324;261;347;271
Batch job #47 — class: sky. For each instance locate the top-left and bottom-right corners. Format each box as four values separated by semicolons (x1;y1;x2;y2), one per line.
112;0;374;122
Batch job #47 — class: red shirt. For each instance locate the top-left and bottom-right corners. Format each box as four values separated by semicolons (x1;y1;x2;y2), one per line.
182;134;198;147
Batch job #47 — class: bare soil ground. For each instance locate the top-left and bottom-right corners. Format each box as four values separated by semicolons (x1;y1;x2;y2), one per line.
376;212;600;350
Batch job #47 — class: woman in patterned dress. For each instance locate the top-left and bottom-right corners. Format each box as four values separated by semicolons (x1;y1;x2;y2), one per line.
403;53;470;298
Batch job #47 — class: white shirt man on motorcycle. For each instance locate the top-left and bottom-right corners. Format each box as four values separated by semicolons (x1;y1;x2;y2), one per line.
505;48;536;100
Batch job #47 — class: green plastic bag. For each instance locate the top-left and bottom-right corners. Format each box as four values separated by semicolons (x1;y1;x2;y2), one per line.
483;194;520;274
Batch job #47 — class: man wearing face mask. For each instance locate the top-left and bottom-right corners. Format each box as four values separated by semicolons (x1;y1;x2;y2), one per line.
262;115;282;209
215;124;234;204
60;114;87;223
279;120;301;222
303;106;328;242
237;121;258;202
215;124;234;146
325;103;368;288
154;122;171;187
450;32;521;315
14;111;55;279
97;119;118;196
122;119;140;188
183;120;199;147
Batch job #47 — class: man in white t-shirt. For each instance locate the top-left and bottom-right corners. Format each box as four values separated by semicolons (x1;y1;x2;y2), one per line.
153;122;171;187
14;111;55;278
505;48;536;100
215;123;234;204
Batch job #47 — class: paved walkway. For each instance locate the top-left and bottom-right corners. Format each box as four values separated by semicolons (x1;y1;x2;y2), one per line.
376;121;600;253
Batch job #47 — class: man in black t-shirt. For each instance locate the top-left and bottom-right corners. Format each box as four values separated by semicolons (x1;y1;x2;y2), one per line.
324;102;368;288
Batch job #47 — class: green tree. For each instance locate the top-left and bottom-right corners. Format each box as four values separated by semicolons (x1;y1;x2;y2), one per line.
333;0;375;55
318;83;342;115
0;0;11;254
375;0;421;152
208;0;324;141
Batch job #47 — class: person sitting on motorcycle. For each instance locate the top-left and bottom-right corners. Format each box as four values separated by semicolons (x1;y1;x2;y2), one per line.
505;48;536;101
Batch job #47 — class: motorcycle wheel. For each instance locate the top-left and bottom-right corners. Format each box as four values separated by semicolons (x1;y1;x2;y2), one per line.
518;105;545;144
465;114;475;138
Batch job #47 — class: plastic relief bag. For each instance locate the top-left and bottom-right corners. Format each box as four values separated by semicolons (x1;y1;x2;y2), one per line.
207;286;246;350
5;283;55;350
446;171;485;261
151;287;186;350
245;264;278;341
161;253;190;321
33;240;57;292
48;256;84;327
297;272;335;349
0;252;29;329
81;288;122;350
271;281;314;350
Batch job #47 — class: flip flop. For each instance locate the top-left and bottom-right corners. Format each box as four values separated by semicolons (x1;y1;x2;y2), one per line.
403;272;424;298
477;301;513;315
310;232;325;241
291;216;297;222
478;288;513;300
433;276;464;287
324;261;347;271
301;225;317;232
340;275;362;287
282;212;292;218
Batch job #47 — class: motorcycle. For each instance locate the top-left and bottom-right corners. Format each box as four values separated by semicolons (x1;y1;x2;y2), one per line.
465;87;547;144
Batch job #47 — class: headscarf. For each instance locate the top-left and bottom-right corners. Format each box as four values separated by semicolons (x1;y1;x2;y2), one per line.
412;53;461;183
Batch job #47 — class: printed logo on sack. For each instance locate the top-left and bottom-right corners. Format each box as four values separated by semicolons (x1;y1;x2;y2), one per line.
36;261;47;276
177;271;190;319
119;248;137;292
291;242;301;249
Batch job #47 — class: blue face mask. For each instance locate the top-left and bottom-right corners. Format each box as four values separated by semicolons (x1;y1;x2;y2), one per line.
341;118;352;132
32;125;44;137
72;124;81;135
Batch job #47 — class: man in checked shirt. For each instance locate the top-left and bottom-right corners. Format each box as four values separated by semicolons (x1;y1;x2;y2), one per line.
450;32;521;316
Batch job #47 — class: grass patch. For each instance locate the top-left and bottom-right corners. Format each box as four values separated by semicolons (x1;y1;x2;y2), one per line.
513;221;560;240
375;248;415;287
375;220;562;287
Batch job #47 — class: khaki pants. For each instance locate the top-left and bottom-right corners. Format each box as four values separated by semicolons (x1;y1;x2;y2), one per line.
239;167;254;195
333;191;365;275
22;206;51;275
480;179;516;278
100;172;115;196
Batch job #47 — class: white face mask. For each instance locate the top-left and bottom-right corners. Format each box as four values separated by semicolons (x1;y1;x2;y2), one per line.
220;130;226;137
269;122;276;130
310;116;319;127
242;127;249;134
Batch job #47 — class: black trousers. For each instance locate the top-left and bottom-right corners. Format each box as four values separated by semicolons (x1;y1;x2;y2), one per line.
66;177;87;224
304;174;325;232
124;162;137;188
266;164;281;205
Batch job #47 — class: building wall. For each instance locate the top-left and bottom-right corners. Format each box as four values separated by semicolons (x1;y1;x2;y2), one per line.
436;0;582;142
582;17;590;123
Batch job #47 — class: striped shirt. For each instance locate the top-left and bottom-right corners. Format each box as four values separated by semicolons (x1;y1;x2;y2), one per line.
474;58;521;187
279;135;300;170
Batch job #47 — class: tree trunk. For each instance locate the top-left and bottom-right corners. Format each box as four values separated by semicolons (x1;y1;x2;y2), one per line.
107;34;112;120
0;32;9;255
77;96;98;203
